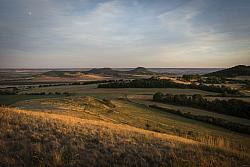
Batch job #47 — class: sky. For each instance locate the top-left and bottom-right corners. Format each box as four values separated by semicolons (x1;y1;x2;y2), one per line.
0;0;250;68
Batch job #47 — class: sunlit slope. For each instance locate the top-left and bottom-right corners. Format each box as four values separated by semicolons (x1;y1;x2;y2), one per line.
12;96;250;154
0;107;249;167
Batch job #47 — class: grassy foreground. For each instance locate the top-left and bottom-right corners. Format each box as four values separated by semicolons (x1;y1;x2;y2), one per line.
0;107;249;167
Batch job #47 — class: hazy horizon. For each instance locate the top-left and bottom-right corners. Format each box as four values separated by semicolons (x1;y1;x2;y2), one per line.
0;67;224;69
0;0;250;68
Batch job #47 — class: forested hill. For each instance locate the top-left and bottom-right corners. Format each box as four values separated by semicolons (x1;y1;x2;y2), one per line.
205;65;250;77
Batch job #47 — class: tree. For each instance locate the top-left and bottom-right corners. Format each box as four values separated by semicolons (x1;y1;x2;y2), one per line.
153;92;164;101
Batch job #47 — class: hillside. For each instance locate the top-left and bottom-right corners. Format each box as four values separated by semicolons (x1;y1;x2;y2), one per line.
85;68;120;76
205;65;250;77
128;67;155;75
41;67;156;78
42;70;80;77
1;107;249;166
85;67;155;76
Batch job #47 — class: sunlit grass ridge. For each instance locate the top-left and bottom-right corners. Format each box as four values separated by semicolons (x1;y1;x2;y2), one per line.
0;107;249;166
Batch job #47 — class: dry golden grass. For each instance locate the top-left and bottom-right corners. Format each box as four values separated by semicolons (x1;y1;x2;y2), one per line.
13;96;250;154
0;107;250;167
64;72;108;80
159;76;191;85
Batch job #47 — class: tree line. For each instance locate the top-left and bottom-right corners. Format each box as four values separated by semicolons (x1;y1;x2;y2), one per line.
150;104;250;135
0;87;19;95
22;92;71;96
98;77;239;94
182;74;226;84
37;80;112;87
153;92;250;119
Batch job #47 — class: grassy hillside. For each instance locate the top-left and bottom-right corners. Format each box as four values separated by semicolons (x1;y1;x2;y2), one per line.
0;107;249;167
127;67;155;75
85;68;120;76
42;71;78;77
11;96;250;153
205;65;250;77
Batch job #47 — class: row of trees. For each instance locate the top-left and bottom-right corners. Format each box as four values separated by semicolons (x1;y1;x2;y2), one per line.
153;92;250;119
38;83;69;87
23;92;71;96
0;87;19;95
150;105;250;135
182;74;226;84
182;74;201;81
199;76;226;84
71;80;112;85
0;90;18;95
37;80;112;87
98;78;239;94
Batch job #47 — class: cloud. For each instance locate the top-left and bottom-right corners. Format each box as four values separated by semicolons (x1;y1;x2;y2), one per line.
0;0;249;68
154;0;250;67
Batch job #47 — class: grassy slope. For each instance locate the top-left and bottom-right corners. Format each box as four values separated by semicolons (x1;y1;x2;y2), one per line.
12;97;250;154
0;107;249;167
127;96;250;126
0;94;63;105
205;65;250;77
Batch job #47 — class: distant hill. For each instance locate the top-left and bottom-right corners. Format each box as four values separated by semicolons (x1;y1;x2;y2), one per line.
41;67;156;78
42;71;78;77
128;67;155;75
205;65;250;77
85;68;120;76
85;67;155;76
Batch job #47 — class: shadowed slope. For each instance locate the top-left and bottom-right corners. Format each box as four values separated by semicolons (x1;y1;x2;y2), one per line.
205;65;250;77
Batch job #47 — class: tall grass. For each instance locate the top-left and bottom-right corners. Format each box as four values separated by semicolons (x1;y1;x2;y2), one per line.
0;107;249;166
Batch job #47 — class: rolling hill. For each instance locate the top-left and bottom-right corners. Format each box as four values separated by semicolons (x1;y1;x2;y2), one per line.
42;67;156;78
85;68;120;76
85;67;155;76
41;70;80;77
127;67;155;75
0;107;249;167
205;65;250;77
